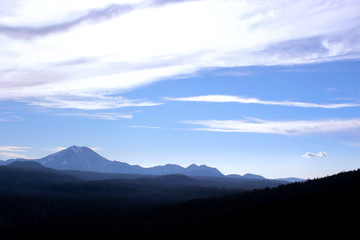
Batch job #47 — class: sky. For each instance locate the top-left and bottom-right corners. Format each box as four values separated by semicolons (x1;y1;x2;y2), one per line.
1;0;360;179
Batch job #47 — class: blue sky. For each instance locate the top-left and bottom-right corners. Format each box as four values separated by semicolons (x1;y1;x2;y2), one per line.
1;0;360;178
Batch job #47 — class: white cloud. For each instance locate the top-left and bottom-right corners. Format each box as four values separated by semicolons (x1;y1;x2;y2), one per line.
47;147;67;152
89;147;102;152
0;0;359;108
127;125;161;129
0;146;32;152
215;71;253;77
301;152;328;158
58;112;133;120
0;152;27;159
165;95;360;109
24;95;161;110
0;112;23;122
45;146;102;152
0;146;32;160
184;118;360;136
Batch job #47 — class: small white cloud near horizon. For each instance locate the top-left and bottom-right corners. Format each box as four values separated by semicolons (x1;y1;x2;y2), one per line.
301;152;328;158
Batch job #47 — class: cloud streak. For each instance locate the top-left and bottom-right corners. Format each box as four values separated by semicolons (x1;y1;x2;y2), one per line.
127;125;161;129
0;112;23;122
165;95;360;109
24;95;161;110
301;152;327;158
184;118;360;136
0;4;134;39
0;0;199;40
58;112;133;120
45;146;102;152
0;146;32;160
0;146;32;152
0;152;27;159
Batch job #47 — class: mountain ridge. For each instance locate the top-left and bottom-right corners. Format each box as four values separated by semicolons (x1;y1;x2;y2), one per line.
0;146;304;181
1;146;224;177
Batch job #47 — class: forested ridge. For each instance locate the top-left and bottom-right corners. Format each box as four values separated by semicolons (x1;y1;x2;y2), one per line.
0;165;359;239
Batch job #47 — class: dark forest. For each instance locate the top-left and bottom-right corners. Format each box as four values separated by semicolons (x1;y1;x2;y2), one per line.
0;162;359;239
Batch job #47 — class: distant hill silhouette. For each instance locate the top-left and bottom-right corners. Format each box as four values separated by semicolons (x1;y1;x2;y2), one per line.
0;146;301;181
7;160;45;169
0;160;78;191
146;163;223;176
227;173;266;179
0;160;285;193
1;146;223;177
277;177;305;182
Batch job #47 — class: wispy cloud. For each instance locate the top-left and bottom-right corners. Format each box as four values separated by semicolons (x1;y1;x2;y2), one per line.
45;146;102;152
127;125;161;129
0;112;23;122
44;147;67;152
165;95;360;109
0;68;66;89
1;0;360;109
301;152;327;158
0;4;134;39
0;146;32;152
326;88;338;92
215;71;253;77
124;125;187;131
0;146;31;160
0;0;199;40
1;65;189;109
24;95;161;110
184;118;360;136
89;147;102;152
0;152;27;159
58;112;133;120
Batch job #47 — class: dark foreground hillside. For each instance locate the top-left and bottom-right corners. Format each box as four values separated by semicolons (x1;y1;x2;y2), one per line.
174;169;360;239
0;167;359;239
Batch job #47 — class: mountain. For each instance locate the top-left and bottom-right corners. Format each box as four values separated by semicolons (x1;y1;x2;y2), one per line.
0;146;304;179
36;145;141;173
0;146;306;179
146;163;223;177
38;145;108;170
186;163;223;176
227;173;266;179
242;173;266;179
277;177;305;183
2;146;223;177
227;173;305;182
